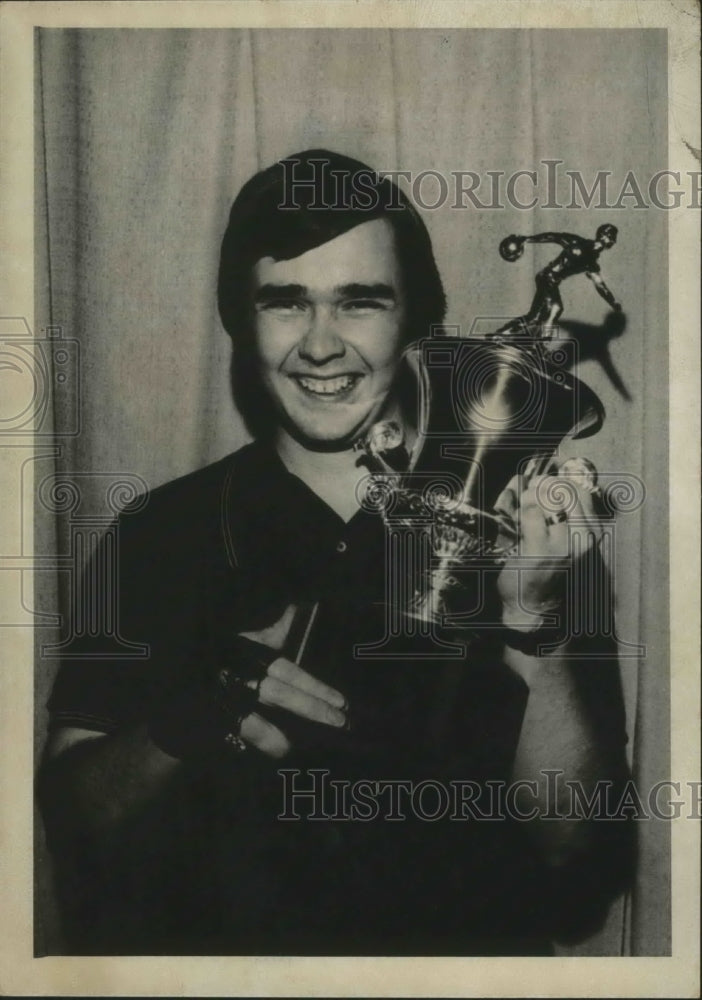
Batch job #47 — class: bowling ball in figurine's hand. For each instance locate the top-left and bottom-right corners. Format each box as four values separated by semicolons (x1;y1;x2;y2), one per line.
499;235;526;262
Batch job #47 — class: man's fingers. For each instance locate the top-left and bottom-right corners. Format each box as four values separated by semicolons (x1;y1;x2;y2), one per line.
544;477;603;541
573;484;605;530
530;473;577;514
253;674;347;728
494;485;518;520
518;502;550;553
525;474;602;553
239;712;292;759
555;457;604;527
267;656;347;709
501;470;603;560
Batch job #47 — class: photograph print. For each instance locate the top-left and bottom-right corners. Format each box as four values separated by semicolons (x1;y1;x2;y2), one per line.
30;25;677;960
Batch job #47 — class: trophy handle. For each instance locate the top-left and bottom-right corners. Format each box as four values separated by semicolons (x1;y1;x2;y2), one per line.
403;344;432;474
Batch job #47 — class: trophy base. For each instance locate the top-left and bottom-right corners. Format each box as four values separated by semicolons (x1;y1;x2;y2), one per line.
380;496;517;627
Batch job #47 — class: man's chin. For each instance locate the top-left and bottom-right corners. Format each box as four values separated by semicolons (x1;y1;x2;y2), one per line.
286;426;364;452
281;413;376;452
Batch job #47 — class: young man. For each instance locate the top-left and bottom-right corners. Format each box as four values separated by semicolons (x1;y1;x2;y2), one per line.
40;150;632;956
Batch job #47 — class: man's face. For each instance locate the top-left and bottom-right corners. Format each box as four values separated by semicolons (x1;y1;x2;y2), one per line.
250;218;407;448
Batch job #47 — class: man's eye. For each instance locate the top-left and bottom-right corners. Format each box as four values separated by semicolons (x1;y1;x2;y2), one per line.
261;300;307;313
341;299;387;312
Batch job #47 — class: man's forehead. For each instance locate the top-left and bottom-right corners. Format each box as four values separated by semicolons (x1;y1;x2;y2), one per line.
252;217;401;289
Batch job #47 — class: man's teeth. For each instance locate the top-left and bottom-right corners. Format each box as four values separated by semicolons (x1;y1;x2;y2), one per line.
296;375;358;394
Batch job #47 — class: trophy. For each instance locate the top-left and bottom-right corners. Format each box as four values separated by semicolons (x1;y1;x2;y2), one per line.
355;226;621;625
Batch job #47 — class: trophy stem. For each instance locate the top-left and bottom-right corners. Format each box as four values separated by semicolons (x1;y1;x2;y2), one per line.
407;557;456;624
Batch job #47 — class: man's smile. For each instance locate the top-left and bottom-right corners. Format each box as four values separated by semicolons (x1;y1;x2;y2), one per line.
289;373;364;398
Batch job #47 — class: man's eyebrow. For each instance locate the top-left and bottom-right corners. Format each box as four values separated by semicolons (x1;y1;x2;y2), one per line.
253;282;398;303
253;283;306;303
336;283;397;300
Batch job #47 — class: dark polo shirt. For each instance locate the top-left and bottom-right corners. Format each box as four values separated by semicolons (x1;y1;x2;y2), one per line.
47;441;566;956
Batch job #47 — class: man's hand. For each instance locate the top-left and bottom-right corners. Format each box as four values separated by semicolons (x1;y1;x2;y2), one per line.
494;458;604;633
237;605;348;759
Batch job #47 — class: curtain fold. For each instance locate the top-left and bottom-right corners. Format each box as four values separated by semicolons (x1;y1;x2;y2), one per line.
34;27;669;957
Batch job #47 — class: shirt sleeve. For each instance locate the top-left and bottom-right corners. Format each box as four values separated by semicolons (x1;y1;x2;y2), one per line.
46;462;240;737
46;515;153;734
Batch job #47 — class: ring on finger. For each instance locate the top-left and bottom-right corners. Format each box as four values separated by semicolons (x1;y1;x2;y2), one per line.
245;674;264;696
545;509;568;526
224;731;248;753
219;669;260;736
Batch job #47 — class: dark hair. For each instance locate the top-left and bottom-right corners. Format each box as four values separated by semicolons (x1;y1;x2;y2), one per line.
218;149;446;339
217;149;446;436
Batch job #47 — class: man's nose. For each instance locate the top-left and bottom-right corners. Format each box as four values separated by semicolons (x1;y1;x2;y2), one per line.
298;306;345;365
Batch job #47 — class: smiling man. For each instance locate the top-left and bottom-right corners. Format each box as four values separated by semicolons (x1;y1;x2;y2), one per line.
253;220;404;444
250;218;408;521
39;150;632;956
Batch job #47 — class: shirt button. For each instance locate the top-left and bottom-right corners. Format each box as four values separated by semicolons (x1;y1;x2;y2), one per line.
336;540;348;554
